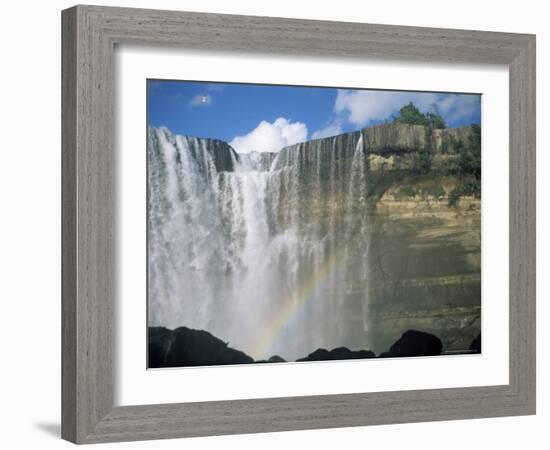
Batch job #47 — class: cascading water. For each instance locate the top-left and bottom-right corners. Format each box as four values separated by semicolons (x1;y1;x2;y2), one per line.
148;126;371;361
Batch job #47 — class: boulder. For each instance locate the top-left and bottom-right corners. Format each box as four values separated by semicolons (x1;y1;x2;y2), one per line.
257;355;287;364
379;330;442;358
297;346;375;362
148;326;254;368
148;326;174;368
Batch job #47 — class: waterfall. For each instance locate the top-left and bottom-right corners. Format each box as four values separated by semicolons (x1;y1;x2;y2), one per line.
148;126;371;361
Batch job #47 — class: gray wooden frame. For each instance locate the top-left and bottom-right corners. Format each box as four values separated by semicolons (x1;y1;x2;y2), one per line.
61;4;536;444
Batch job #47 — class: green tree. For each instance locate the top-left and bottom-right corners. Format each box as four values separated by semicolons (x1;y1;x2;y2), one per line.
393;102;446;129
426;112;446;129
393;102;429;126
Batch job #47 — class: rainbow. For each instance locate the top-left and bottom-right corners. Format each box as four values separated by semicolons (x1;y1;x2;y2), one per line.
253;246;350;360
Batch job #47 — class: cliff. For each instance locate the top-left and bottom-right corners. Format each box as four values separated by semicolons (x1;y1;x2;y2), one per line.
269;123;481;353
360;124;481;352
148;123;481;357
148;126;239;174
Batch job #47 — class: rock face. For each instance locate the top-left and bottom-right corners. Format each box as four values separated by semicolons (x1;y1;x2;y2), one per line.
148;326;254;368
431;126;478;153
364;181;481;353
273;130;362;170
148;127;238;173
379;330;443;358
360;123;477;156
329;123;481;354
363;123;430;154
297;347;376;362
272;124;482;355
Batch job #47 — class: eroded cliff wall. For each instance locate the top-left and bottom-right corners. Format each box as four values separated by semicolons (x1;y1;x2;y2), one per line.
362;124;481;352
273;123;481;353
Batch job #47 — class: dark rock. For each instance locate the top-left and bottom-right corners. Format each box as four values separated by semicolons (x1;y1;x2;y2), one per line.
148;326;254;368
469;333;481;353
297;346;375;362
297;348;329;361
257;355;287;364
148;326;174;368
380;330;443;358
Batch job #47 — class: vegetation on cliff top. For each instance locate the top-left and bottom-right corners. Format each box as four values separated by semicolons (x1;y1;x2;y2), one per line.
390;102;481;205
393;101;446;130
391;102;445;175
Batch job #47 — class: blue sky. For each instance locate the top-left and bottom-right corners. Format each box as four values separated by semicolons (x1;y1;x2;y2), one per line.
147;80;481;153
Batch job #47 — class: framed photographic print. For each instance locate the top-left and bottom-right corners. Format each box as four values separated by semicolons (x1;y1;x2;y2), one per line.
62;5;536;444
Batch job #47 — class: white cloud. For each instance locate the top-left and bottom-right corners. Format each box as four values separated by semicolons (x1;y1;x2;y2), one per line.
189;94;212;107
334;90;437;126
311;120;343;140
333;90;479;127
435;94;480;124
229;117;308;153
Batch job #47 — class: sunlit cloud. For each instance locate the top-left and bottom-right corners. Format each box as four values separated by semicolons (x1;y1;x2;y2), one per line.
230;117;308;153
334;90;480;127
311;120;344;140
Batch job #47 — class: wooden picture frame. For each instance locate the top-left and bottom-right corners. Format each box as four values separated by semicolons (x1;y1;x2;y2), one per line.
61;5;536;444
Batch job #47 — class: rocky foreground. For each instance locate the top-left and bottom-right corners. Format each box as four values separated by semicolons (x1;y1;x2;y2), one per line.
148;326;481;368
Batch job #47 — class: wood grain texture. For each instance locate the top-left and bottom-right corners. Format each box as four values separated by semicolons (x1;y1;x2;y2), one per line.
61;7;77;443
62;5;114;442
508;35;536;410
61;4;536;444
